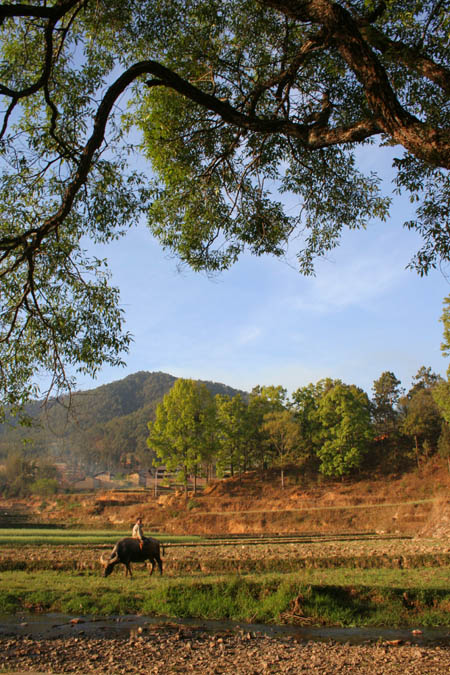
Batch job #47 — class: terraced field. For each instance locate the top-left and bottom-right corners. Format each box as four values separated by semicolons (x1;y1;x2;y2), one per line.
1;531;449;574
0;530;449;628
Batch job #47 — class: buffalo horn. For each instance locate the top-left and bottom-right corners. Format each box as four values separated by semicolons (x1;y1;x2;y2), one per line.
100;551;118;566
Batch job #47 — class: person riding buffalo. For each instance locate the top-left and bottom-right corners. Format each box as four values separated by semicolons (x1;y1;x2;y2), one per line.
132;516;145;550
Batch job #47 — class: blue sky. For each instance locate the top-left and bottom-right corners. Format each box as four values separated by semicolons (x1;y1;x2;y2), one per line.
73;145;450;400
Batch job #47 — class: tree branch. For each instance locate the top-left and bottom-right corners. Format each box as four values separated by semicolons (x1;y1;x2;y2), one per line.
0;58;381;262
361;24;450;96
0;0;83;23
262;0;450;167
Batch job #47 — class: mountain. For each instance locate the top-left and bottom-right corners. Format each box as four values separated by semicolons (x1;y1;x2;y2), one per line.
0;371;245;472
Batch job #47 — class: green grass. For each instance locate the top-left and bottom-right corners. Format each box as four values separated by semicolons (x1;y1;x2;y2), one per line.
0;529;201;546
0;567;448;628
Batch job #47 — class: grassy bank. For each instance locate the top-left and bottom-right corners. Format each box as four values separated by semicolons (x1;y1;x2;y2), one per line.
1;568;449;628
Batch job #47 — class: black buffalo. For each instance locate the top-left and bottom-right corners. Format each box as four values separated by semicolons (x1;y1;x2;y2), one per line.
100;537;163;577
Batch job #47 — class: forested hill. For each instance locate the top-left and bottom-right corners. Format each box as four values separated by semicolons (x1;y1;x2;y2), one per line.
0;372;244;472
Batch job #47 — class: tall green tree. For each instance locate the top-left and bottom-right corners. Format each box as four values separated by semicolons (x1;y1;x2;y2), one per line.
370;371;404;470
2;1;450;410
246;385;287;469
147;379;215;495
400;387;443;468
215;393;249;477
440;295;450;379
261;410;302;488
371;372;403;435
431;296;450;472
315;382;374;478
291;379;336;468
400;368;443;468
407;366;443;398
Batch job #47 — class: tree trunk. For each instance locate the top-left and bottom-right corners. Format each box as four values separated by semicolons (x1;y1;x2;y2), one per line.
281;468;285;490
184;464;188;501
414;435;420;469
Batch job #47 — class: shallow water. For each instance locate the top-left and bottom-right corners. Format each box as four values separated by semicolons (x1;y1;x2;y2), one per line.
0;613;449;646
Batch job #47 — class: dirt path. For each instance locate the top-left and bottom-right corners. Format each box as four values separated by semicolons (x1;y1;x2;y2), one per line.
2;624;450;674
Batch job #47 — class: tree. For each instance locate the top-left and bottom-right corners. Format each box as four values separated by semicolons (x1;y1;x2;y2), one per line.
246;385;287;469
315;382;374;478
215;393;249;477
440;295;450;380
2;1;450;409
431;297;450;472
147;378;214;496
407;366;443;398
261;409;302;488
437;422;450;474
400;387;443;468
371;371;403;433
291;378;336;468
0;450;58;497
30;477;59;497
370;371;404;469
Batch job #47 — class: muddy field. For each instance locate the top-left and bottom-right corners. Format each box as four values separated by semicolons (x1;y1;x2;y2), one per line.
1;534;449;574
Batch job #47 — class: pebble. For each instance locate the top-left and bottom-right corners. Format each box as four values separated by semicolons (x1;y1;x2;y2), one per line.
1;631;450;674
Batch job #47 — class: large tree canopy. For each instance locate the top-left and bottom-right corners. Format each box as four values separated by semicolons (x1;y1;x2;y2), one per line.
1;0;450;410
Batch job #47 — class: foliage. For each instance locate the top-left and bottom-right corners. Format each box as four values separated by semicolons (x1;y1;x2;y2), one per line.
246;385;288;469
148;379;215;492
440;295;450;379
371;371;403;433
30;477;59;497
215;393;249;477
291;379;335;467
1;366;448;483
407;366;443;398
1;1;450;408
261;409;303;487
0;450;59;498
437;422;450;473
400;369;443;467
315;382;374;477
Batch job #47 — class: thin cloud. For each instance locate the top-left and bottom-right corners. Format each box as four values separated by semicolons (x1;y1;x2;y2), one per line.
236;325;262;346
288;244;404;314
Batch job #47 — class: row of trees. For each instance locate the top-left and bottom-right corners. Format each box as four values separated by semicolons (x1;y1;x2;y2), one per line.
147;367;450;491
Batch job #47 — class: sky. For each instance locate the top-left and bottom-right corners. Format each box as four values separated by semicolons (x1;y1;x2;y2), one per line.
72;144;450;400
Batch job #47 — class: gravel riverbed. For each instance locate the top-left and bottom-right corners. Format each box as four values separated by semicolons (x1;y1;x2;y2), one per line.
2;625;450;674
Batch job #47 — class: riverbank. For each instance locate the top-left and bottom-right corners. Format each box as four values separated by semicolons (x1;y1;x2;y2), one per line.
1;624;450;674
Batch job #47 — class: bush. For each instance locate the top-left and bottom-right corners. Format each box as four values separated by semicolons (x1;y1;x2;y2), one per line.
30;478;59;497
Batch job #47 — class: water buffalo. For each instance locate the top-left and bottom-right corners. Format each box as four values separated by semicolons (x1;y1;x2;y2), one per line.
100;537;163;578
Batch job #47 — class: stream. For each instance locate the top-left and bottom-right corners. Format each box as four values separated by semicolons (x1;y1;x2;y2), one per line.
0;614;449;646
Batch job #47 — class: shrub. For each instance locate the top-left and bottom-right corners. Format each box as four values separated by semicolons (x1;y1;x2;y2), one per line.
30;478;59;497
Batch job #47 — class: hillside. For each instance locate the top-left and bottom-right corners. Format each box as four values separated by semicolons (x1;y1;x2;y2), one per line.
0;371;244;471
5;457;449;538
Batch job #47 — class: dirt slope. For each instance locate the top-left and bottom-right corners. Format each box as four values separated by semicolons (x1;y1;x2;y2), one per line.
2;458;449;536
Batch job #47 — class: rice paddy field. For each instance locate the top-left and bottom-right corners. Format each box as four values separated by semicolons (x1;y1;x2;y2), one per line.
0;529;449;628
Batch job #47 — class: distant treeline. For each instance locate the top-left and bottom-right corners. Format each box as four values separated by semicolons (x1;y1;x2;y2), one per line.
148;367;450;491
1;368;450;498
